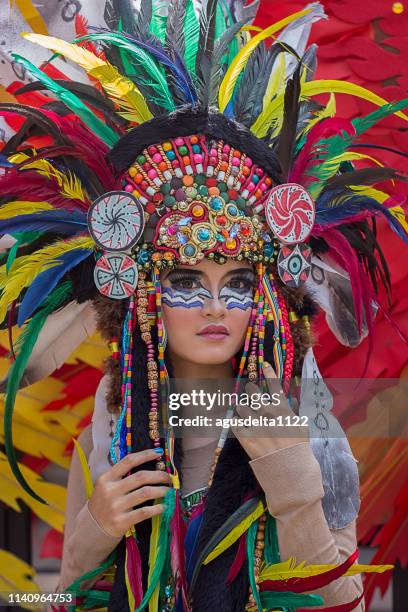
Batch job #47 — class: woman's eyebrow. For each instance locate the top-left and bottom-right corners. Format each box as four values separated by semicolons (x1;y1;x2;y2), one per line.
164;268;203;280
222;268;255;279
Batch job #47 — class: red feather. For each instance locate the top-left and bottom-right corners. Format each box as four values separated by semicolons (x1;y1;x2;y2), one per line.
125;533;143;607
259;549;359;593
170;490;190;610
226;534;247;584
75;13;106;60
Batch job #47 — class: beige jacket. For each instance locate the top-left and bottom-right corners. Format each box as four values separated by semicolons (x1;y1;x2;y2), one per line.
57;424;364;610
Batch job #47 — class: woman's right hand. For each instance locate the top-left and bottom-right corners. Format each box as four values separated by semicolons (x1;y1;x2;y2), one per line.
88;449;171;538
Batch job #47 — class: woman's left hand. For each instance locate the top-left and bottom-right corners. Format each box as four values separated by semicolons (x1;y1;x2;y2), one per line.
232;361;309;461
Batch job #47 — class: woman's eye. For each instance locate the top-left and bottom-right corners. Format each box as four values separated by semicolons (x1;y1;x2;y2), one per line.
172;278;200;290
227;278;252;290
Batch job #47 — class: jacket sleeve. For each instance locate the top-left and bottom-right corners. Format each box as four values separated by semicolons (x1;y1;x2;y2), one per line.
56;425;121;593
250;441;364;610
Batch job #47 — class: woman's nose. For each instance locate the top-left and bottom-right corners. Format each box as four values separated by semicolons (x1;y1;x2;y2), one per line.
201;293;227;318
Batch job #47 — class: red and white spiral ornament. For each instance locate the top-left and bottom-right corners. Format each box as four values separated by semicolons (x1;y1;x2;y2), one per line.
265;183;315;244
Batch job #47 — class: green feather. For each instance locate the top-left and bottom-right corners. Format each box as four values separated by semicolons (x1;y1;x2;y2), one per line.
135;488;176;612
183;0;200;77
306;98;408;197
247;519;263;612
260;590;324;610
74;32;175;111
353;97;408;135
64;549;117;612
264;514;280;565
6;232;40;273
3;281;72;504
149;0;168;43
11;55;119;147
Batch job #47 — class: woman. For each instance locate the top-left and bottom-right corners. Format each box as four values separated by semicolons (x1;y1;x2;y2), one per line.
1;1;406;610
59;256;365;611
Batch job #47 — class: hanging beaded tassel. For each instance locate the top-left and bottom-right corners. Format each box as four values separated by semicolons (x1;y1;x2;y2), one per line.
275;283;295;396
109;296;135;465
247;263;265;383
136;271;163;457
152;266;175;478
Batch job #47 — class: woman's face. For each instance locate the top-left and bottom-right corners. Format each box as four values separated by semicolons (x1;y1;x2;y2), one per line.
161;259;255;367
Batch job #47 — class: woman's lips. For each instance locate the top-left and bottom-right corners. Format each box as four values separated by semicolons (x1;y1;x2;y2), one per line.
197;325;229;340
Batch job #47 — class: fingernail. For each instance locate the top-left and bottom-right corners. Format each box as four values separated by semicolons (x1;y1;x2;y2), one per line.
154;447;164;455
263;362;271;369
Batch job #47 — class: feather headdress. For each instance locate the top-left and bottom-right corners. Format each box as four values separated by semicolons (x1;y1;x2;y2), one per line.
0;0;407;608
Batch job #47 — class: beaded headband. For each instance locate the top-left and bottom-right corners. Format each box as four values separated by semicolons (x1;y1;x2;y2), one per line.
89;134;316;299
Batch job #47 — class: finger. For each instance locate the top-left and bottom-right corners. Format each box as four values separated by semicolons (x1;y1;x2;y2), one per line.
122;485;171;511
262;362;292;414
127;502;166;525
109;448;163;481
119;469;172;494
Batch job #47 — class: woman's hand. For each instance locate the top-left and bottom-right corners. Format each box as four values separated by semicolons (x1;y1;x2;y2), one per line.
88;449;172;538
232;362;309;461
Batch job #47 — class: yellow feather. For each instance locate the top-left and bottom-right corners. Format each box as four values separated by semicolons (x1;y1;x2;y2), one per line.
8;152;88;203
72;437;93;499
203;501;265;565
389;206;408;233
0;549;41;607
0;237;94;325
148;510;161;612
23;33;153;124
218;7;313;112
252;80;408;138
350;185;389;203
259;557;394;581
0;201;53;219
0;450;66;532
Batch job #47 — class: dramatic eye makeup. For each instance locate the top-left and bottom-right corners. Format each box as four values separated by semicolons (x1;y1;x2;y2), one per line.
161;267;255;310
219;269;255;310
162;270;212;308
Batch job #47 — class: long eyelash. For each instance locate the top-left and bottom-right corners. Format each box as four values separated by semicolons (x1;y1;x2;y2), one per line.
167;271;201;284
229;272;255;285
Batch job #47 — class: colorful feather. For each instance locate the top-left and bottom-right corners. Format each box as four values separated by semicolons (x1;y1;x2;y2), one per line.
85;28;196;106
125;528;143;609
260;590;324;610
219;6;314;112
226;533;246;584
0;210;87;236
4;281;72;503
10;53;119;147
148;512;162;612
72;437;94;499
247;520;262;611
0;201;53;219
135;488;176;612
23;33;153;124
18;248;92;326
0;237;94;326
252;81;408;139
169;489;189;609
203;500;265;565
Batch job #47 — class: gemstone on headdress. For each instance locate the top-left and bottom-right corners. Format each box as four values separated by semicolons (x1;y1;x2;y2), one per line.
88;191;145;252
277;243;312;288
209;196;224;212
94;253;138;299
265;183;315;244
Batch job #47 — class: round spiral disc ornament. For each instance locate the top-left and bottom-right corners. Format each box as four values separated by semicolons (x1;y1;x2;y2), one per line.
265;183;315;244
88;191;145;251
94;253;138;299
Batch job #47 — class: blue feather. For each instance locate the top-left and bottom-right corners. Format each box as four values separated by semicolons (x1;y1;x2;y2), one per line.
18;249;92;326
87;26;197;104
0;210;87;236
0;154;15;168
315;190;408;244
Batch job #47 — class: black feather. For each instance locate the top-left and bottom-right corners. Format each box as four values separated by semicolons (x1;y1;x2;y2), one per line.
275;61;302;180
195;0;218;107
326;167;407;190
